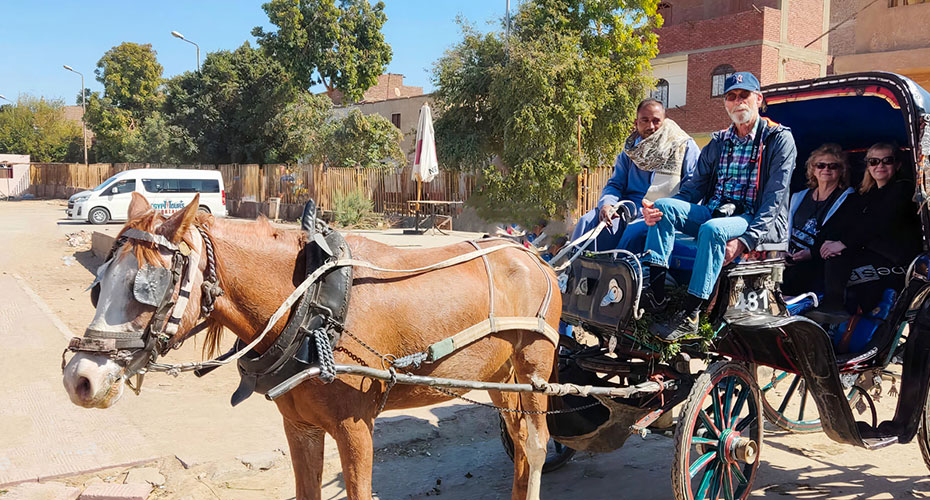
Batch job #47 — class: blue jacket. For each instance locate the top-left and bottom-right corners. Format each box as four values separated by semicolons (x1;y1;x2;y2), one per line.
674;118;797;251
598;138;701;217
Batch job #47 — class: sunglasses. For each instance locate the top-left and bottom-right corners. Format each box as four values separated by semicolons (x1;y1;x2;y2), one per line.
814;162;841;170
866;156;895;167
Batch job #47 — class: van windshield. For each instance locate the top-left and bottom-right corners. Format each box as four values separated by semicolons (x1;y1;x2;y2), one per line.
92;175;120;192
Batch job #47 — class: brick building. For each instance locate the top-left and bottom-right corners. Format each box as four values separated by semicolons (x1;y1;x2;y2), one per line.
326;73;424;106
829;0;930;89
650;0;830;142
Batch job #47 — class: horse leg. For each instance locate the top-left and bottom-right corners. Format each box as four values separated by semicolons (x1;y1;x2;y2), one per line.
512;334;555;500
332;417;376;500
491;388;534;500
283;418;326;500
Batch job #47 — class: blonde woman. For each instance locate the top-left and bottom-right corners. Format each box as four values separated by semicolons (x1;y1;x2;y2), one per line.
782;143;854;295
807;142;922;324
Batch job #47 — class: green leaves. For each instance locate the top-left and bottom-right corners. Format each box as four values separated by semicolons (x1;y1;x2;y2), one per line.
0;96;83;162
320;109;405;169
95;42;164;118
253;0;392;102
433;0;660;226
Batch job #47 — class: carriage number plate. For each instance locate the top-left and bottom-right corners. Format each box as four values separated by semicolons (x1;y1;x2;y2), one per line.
734;289;769;312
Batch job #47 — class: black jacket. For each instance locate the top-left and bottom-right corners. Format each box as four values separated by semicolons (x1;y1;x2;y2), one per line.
817;178;922;265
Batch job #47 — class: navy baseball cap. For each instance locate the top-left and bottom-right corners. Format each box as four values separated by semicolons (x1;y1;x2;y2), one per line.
724;72;761;94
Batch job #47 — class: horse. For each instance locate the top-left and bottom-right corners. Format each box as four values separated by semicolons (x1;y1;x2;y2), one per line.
62;192;561;500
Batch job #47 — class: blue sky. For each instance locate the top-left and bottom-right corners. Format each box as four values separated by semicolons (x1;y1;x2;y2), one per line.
1;1;511;104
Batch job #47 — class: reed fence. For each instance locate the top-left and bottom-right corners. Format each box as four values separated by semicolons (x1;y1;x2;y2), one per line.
28;162;614;218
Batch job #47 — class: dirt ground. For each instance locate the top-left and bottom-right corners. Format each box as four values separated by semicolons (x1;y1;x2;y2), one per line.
3;199;930;499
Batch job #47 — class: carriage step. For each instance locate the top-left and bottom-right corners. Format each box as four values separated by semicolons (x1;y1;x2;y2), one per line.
862;436;898;450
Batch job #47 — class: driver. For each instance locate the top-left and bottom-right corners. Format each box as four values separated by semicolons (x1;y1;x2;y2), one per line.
569;98;700;254
640;71;797;342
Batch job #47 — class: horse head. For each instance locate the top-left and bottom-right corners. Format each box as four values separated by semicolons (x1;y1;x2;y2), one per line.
62;192;215;408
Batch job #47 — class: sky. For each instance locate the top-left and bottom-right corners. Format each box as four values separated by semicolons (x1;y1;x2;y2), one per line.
1;0;513;104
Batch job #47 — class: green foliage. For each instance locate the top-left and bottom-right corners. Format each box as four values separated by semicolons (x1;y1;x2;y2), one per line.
95;42;165;118
253;0;393;102
266;92;333;164
0;95;83;162
331;189;374;227
163;43;300;163
626;288;717;360
320;109;405;169
432;0;661;226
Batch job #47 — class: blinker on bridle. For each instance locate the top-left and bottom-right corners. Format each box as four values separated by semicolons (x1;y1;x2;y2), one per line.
64;226;223;394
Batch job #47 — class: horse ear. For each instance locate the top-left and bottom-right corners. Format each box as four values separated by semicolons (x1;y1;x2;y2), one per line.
159;194;200;243
128;192;153;221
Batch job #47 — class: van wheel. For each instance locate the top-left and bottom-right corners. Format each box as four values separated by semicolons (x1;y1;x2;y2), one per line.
88;207;110;225
198;205;211;214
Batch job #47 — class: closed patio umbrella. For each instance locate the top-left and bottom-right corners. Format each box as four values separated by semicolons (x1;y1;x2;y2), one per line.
412;103;439;203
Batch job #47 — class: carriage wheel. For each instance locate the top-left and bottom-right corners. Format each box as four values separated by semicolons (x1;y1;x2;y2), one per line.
672;361;762;500
757;365;863;434
498;413;576;473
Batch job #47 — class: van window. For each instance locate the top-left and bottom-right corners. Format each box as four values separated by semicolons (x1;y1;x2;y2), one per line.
111;179;136;194
142;178;220;193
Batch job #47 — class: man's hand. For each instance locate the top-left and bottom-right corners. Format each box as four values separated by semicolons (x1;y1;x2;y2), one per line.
723;239;747;265
642;200;663;226
820;240;846;259
598;204;617;223
788;248;811;262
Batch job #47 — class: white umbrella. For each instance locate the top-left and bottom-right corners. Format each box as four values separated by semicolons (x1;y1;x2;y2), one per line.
412;103;439;184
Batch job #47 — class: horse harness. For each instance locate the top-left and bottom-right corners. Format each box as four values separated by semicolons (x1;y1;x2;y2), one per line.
63;226;224;392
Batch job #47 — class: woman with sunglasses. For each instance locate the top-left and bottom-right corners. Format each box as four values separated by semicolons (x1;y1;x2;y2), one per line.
782;143;854;296
806;142;922;324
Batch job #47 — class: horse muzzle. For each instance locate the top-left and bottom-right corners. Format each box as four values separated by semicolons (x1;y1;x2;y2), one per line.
62;352;126;408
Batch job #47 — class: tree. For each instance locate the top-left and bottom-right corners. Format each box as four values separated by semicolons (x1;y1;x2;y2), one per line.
253;0;393;102
162;42;301;163
0;95;83;162
95;42;164;119
85;42;166;161
265;91;333;163
432;0;661;224
320;109;404;169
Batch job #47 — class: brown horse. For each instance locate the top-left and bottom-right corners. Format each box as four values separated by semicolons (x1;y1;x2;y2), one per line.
62;193;561;500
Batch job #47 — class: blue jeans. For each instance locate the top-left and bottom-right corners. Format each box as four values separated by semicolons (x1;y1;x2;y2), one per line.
642;198;752;299
571;207;649;254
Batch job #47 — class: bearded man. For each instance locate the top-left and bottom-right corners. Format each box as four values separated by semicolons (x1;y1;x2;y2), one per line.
640;71;797;342
569;98;700;254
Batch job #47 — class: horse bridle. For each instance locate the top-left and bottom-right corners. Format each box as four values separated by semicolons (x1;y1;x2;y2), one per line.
63;224;224;392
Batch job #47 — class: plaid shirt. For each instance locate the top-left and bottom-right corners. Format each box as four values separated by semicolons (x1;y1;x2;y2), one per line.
707;120;762;214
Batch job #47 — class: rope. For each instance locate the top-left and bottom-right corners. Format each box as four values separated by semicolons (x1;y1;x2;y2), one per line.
314;329;337;383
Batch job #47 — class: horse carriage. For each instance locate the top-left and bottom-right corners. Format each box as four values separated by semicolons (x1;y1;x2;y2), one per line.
61;71;930;500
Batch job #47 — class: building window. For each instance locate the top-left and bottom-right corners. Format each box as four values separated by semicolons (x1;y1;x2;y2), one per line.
657;2;672;24
889;0;927;5
711;64;736;97
391;113;401;129
651;79;670;108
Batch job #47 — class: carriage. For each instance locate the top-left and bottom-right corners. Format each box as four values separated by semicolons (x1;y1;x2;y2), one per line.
533;71;930;499
61;71;930;500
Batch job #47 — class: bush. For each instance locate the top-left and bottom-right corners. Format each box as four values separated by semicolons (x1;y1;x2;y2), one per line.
331;190;375;228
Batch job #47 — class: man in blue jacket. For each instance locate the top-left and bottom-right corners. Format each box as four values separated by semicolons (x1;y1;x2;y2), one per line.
641;72;797;342
570;98;700;253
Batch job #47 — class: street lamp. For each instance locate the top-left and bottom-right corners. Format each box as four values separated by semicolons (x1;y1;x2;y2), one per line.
62;65;89;166
171;31;200;72
0;94;11;104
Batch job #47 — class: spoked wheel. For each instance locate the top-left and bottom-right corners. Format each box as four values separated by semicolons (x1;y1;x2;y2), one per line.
499;413;576;473
757;365;863;433
673;361;762;500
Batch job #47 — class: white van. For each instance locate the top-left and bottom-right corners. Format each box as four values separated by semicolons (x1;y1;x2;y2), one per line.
67;168;227;224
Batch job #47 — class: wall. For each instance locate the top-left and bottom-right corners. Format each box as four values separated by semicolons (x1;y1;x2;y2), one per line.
651;56;689;107
341;94;435;166
0;154;30;198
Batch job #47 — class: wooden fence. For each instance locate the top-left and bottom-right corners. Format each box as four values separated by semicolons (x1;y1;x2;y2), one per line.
28;162;614;218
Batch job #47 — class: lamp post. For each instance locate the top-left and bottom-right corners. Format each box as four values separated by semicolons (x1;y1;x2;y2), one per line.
171;31;200;72
63;65;89;166
0;94;11;104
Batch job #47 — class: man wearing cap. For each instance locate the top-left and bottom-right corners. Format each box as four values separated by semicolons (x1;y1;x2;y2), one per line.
640;71;797;342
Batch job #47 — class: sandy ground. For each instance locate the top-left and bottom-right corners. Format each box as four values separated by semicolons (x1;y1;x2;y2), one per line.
2;199;930;499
